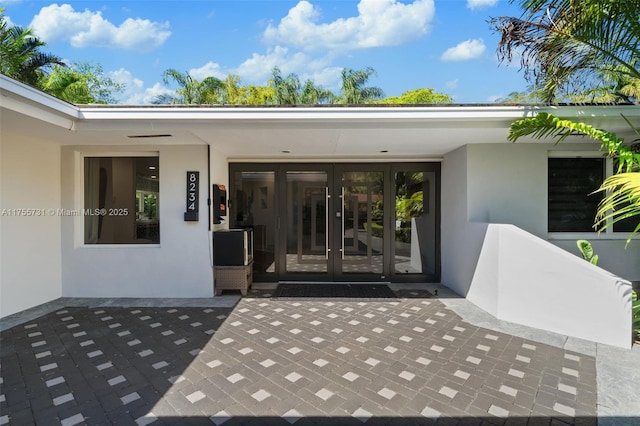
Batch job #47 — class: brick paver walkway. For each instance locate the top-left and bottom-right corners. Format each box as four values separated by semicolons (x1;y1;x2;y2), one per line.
0;291;597;425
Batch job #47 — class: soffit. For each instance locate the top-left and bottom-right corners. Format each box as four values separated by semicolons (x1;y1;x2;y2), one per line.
2;74;639;159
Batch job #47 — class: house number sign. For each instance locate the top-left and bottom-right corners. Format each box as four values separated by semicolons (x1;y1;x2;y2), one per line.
184;171;199;222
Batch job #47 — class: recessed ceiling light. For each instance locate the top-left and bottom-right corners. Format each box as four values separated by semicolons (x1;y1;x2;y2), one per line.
151;175;157;179
380;150;389;153
282;150;291;154
149;166;156;170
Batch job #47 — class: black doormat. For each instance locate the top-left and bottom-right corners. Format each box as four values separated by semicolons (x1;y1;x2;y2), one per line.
272;283;398;300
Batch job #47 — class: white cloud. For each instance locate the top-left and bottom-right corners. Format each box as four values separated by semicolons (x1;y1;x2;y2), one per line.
2;13;15;28
467;0;498;10
235;46;313;83
186;45;343;93
445;79;459;90
109;68;173;104
189;62;228;81
30;4;170;51
487;94;503;102
263;0;435;52
300;66;343;90
441;39;486;61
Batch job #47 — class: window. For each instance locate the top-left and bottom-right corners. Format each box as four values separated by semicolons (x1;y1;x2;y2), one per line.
84;156;159;244
548;158;604;232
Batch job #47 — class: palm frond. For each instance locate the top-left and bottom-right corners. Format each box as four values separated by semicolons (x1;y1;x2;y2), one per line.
490;0;640;101
508;112;625;150
594;172;640;243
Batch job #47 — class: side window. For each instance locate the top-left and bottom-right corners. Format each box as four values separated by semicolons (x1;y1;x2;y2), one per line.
84;156;160;244
548;158;604;232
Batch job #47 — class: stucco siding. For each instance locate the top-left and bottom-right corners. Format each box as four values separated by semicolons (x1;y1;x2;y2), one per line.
60;144;215;298
1;130;62;317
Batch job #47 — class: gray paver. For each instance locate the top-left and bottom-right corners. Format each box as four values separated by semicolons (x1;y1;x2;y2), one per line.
0;286;621;425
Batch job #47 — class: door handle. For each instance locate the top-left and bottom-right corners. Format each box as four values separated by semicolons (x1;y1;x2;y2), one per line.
325;187;330;260
340;188;345;259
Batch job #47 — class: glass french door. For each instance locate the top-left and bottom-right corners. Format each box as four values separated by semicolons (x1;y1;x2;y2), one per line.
282;169;330;278
230;163;440;283
333;166;386;280
278;165;388;281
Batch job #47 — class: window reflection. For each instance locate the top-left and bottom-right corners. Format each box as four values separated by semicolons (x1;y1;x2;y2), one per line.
394;171;436;275
84;156;159;244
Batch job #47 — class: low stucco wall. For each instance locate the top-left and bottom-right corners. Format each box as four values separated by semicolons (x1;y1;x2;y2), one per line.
468;224;632;349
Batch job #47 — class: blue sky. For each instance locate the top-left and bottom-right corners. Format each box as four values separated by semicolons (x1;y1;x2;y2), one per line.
2;0;530;104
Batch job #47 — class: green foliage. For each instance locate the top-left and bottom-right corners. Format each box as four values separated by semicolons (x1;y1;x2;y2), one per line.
270;67;335;105
593;172;640;243
244;84;275;105
300;79;335;104
490;0;640;102
221;74;276;105
270;67;302;105
509;112;640;243
381;88;452;105
42;62;124;104
0;8;65;86
339;67;383;104
576;240;598;265
569;61;640;104
494;84;548;103
507;112;626;151
396;191;424;222
156;69;225;104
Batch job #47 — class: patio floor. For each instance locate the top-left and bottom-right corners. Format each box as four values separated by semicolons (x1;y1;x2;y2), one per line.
0;284;637;425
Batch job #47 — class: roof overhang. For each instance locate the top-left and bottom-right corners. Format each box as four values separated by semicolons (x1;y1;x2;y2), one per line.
2;74;639;159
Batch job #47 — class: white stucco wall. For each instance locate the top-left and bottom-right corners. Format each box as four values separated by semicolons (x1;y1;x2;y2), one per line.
60;144;215;298
1;130;62;318
441;142;636;347
471;224;632;348
441;145;486;296
441;142;640;298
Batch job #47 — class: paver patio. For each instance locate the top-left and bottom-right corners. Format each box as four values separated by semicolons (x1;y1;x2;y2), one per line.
0;286;629;425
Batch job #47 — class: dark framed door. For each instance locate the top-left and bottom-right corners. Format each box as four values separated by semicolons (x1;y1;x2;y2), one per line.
277;164;334;281
229;162;440;283
332;164;391;281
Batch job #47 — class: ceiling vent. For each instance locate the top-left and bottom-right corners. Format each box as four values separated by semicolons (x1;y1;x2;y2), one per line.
127;134;173;139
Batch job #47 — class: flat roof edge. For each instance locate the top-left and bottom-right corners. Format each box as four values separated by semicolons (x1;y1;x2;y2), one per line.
1;74;80;127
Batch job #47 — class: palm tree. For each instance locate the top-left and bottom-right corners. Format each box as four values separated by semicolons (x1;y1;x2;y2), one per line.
155;69;225;104
493;0;640;244
42;67;93;103
339;67;383;104
269;67;335;105
300;79;335;104
569;62;640;104
270;67;301;105
1;9;65;86
490;0;640;103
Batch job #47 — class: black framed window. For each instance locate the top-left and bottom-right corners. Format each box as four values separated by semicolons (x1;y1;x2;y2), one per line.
548;158;604;232
84;156;159;244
